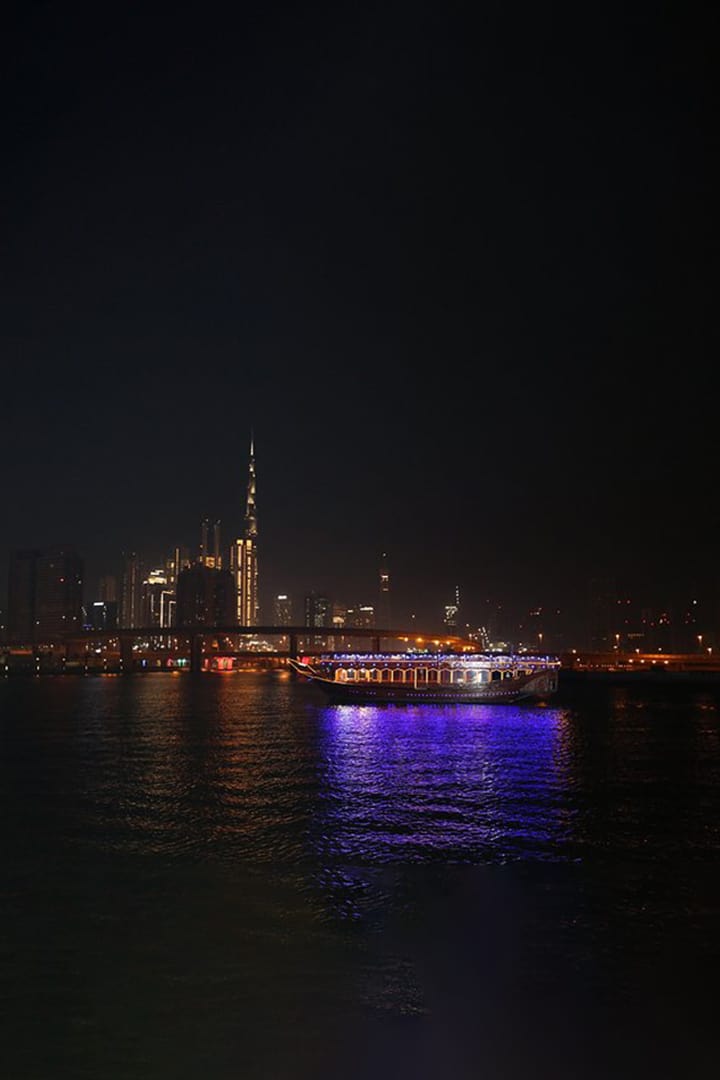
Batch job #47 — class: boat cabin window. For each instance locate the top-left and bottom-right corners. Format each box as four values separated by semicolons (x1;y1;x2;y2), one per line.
428;669;438;683
491;670;502;681
370;669;379;681
453;670;465;683
381;669;391;682
416;669;426;682
440;668;451;684
392;669;403;682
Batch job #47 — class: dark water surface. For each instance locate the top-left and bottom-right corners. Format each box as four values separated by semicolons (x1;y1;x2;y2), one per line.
1;673;719;1078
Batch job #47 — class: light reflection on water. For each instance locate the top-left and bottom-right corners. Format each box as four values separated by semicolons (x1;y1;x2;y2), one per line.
1;673;718;867
1;675;719;1078
314;702;571;863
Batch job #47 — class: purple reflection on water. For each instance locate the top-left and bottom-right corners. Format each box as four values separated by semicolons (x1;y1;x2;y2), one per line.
313;702;572;864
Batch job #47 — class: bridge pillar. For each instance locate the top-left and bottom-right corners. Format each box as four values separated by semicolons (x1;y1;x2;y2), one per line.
371;635;380;652
289;632;298;658
190;634;204;674
120;636;134;674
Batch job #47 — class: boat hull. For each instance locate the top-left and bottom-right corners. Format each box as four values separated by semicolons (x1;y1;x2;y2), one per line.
290;664;557;704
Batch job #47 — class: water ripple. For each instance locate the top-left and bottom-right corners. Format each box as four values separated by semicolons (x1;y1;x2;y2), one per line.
1;674;718;869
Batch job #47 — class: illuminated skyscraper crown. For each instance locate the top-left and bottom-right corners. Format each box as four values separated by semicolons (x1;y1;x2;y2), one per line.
244;433;258;539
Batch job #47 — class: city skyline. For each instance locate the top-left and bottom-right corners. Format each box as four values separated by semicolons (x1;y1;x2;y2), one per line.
1;4;714;639
3;450;715;651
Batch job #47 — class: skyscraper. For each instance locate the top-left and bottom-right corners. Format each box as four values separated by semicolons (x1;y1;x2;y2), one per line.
7;549;39;641
199;518;222;569
35;547;83;639
175;563;235;627
230;435;259;626
8;547;83;642
274;594;292;626
119;551;143;628
444;585;461;629
98;575;117;603
304;592;332;628
379;551;391;627
304;591;332;646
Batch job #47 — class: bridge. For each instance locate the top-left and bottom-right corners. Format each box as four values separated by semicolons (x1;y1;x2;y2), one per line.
1;625;474;674
2;631;717;680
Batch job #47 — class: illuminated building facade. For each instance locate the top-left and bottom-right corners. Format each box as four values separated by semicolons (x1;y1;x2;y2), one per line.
343;604;375;629
444;585;461;629
166;546;190;586
199;518;222;569
304;592;332;628
230;436;259;626
142;567;176;627
304;591;333;647
120;551;143;629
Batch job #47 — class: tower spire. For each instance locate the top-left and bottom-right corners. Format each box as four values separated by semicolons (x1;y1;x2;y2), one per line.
244;433;258;539
230;433;260;626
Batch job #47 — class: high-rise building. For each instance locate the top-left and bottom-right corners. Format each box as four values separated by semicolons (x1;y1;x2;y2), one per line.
304;591;333;647
344;604;375;629
274;594;292;625
88;600;118;631
304;592;332;627
141;567;173;627
35;548;83;638
98;575;118;603
176;564;235;627
120;552;143;628
8;547;84;642
230;435;259;626
379;552;391;627
165;546;190;589
444;585;461;629
7;549;39;641
199;519;222;569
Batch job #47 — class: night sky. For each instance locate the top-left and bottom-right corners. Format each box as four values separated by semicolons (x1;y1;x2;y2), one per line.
2;1;715;631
